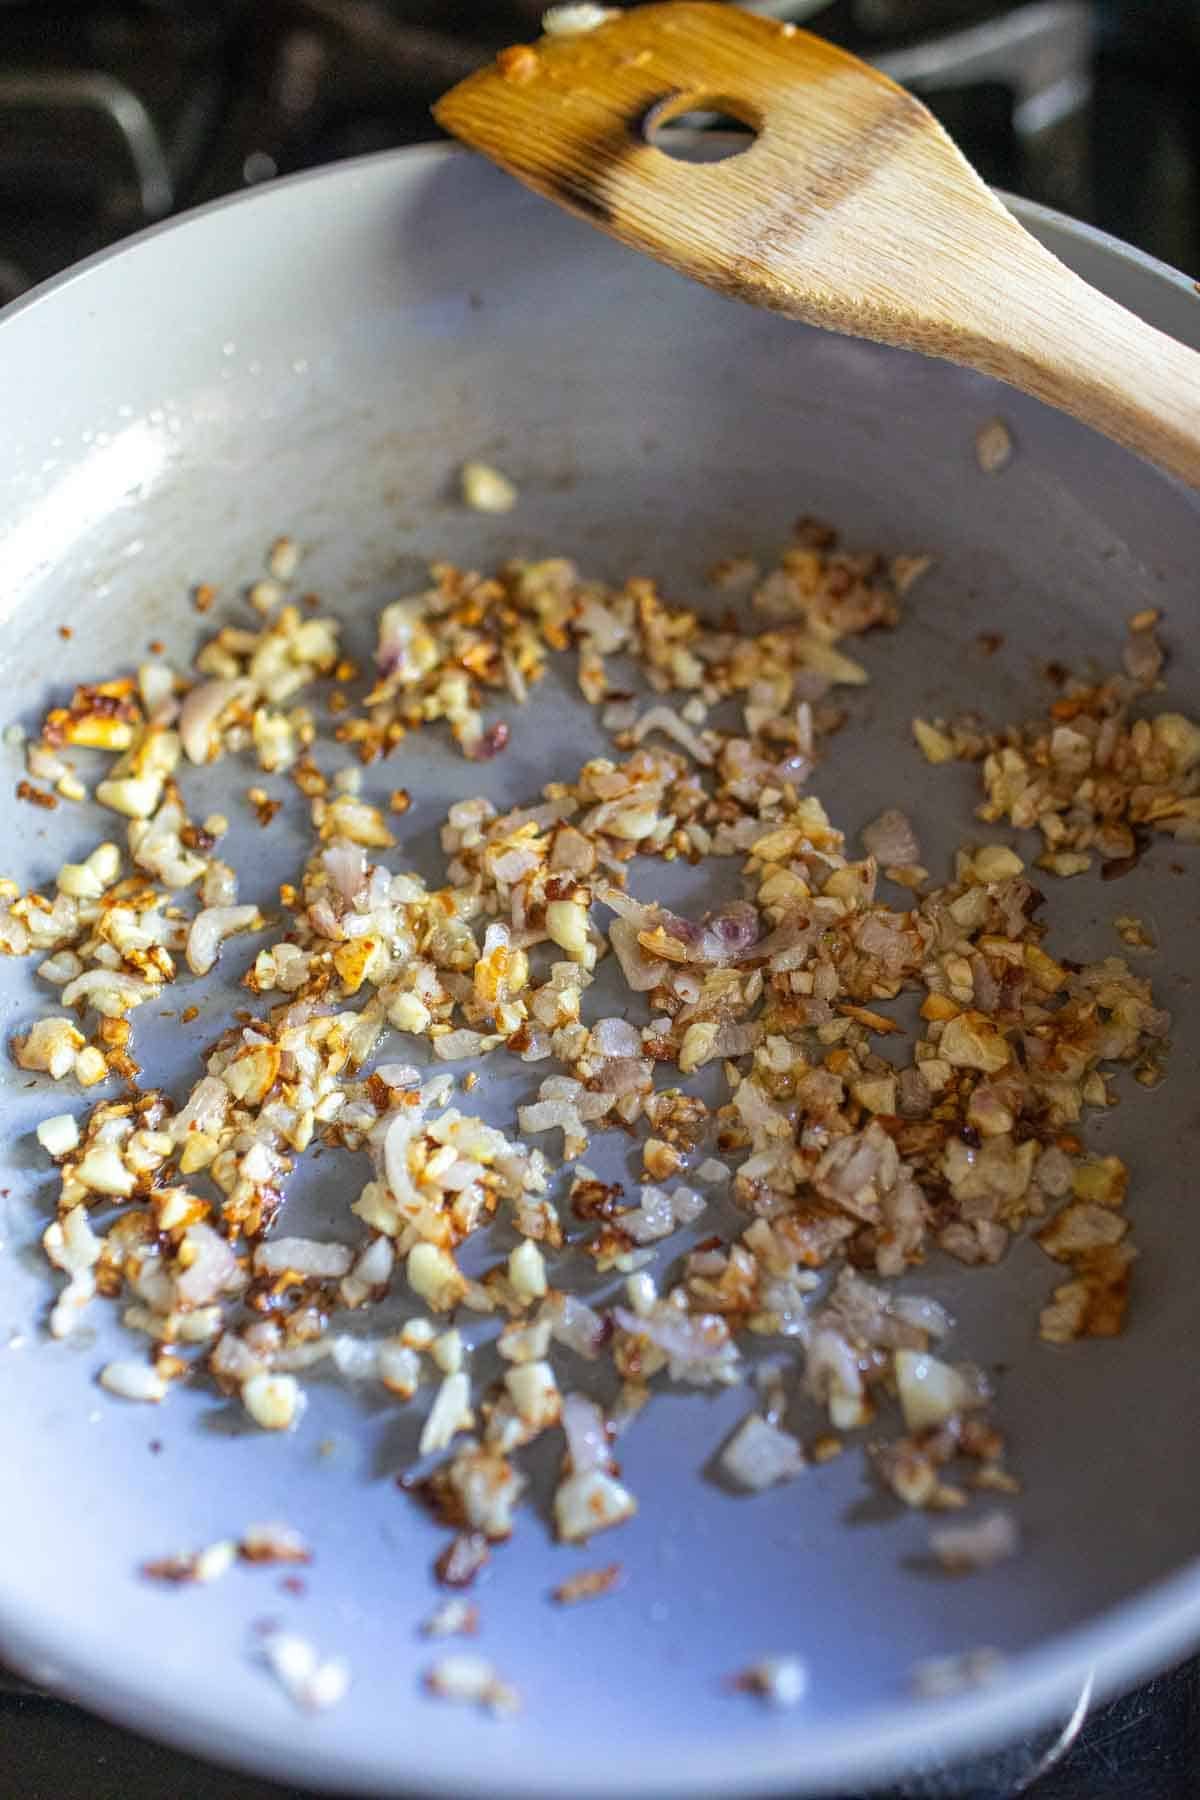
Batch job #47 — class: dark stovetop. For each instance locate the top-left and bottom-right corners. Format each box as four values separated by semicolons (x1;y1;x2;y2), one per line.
4;1656;1199;1799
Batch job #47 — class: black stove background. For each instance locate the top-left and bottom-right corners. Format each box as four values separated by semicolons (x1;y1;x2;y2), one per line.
2;3;1199;1796
1;0;1197;301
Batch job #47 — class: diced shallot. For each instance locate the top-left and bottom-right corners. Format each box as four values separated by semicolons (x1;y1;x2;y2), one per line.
930;1510;1019;1573
254;1238;354;1280
179;677;254;764
861;807;921;865
560;1392;609;1475
186;904;263;976
720;1413;805;1490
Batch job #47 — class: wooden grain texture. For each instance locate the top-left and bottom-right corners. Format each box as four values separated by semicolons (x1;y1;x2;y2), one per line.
436;2;1200;489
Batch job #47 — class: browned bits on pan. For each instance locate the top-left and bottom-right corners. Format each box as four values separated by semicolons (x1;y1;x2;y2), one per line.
361;1072;390;1113
496;43;539;83
180;822;217;854
838;1002;903;1034
193;583;216;614
141;1553;208;1584
465;721;510;762
570;1175;625;1222
730;1657;808;1706
16;780;57;810
809;1434;844;1464
58;625;72;640
552;1563;624;1605
586;1222;637;1270
180;1005;199;1024
247;787;282;827
140;1537;239;1585
1039;1244;1135;1342
97;1016;139;1082
291;757;327;798
390;788;411;815
239;1524;312;1565
41;680;141;752
643;1093;708;1151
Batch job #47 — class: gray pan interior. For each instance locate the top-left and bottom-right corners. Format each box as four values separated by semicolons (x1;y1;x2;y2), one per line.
1;146;1200;1799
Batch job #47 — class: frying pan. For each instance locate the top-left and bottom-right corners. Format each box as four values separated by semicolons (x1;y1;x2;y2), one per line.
1;143;1199;1799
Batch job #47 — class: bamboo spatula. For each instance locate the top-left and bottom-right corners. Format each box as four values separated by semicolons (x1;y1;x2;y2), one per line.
435;2;1200;489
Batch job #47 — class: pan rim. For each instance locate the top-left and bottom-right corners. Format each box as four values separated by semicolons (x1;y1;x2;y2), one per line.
2;137;1198;332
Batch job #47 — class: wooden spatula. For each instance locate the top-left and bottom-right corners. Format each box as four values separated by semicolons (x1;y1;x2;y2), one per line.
435;2;1200;489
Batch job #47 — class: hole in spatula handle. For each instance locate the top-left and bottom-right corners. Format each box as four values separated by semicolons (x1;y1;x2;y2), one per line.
641;90;760;162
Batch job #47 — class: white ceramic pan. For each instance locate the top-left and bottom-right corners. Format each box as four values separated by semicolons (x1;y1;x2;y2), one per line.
1;144;1199;1797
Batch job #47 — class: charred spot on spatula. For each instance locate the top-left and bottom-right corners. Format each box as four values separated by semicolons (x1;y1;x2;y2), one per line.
541;165;615;226
755;83;929;258
542;89;747;232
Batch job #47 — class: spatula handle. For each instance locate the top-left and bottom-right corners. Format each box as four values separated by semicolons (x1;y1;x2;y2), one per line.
437;3;1200;490
942;254;1200;492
